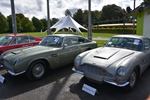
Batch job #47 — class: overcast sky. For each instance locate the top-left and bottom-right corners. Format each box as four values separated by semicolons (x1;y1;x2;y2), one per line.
0;0;143;20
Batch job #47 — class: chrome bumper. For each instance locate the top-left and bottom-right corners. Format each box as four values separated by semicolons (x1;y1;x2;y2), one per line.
8;70;25;76
72;67;84;75
103;78;129;87
72;67;129;87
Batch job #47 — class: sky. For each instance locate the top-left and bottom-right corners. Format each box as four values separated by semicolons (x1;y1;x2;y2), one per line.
0;0;143;20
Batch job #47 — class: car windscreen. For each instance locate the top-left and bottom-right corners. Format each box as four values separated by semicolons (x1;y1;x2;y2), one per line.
39;36;62;47
0;36;13;46
105;37;143;51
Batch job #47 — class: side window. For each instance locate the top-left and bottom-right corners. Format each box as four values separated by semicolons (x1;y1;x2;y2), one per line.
10;38;17;45
17;36;29;44
143;39;150;50
29;36;36;42
78;37;85;44
64;37;78;46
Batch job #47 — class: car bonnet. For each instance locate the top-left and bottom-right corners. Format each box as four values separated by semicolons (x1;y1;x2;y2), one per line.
81;47;135;69
2;45;57;60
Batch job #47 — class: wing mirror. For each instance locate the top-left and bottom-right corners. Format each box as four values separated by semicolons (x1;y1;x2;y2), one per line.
63;44;68;48
144;46;149;50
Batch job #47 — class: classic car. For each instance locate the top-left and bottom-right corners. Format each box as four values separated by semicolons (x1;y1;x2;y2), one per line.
0;34;97;80
72;35;150;91
0;34;42;55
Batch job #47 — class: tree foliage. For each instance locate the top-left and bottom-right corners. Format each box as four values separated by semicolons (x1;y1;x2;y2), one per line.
144;0;150;3
21;17;35;32
40;19;47;31
73;9;84;25
0;12;8;33
32;17;43;32
65;9;72;17
100;4;127;23
7;15;23;33
0;4;130;33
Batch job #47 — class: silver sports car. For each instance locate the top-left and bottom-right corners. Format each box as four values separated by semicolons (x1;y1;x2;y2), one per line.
72;35;150;91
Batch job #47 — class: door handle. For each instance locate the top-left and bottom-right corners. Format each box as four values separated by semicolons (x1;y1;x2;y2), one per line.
51;54;58;57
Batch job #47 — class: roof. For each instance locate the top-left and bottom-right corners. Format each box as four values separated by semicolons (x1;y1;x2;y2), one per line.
50;16;87;34
113;35;146;39
6;34;30;36
94;23;136;27
47;34;78;37
129;2;150;16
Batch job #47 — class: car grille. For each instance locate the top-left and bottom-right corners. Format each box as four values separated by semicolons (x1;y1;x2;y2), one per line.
80;64;113;77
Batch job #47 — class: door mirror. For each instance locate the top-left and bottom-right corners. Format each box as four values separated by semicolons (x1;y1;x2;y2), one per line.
144;46;149;50
63;44;68;48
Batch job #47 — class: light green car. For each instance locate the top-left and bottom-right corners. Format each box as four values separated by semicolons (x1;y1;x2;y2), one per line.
0;34;97;80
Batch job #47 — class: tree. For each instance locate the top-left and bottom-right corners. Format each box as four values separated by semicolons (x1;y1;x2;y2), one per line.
16;13;25;20
21;17;35;32
16;16;23;32
91;10;101;25
51;18;59;25
0;12;9;33
73;9;84;25
7;15;22;33
144;0;150;3
65;9;72;17
100;4;128;24
40;19;47;31
32;17;43;32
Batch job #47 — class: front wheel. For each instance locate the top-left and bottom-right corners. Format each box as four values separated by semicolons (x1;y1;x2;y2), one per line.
125;69;138;91
26;60;47;80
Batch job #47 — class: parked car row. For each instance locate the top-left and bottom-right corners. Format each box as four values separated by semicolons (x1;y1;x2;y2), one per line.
0;34;97;80
1;34;150;91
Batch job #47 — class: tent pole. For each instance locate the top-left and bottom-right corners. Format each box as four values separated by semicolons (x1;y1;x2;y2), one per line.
47;0;51;35
10;0;17;34
88;0;92;40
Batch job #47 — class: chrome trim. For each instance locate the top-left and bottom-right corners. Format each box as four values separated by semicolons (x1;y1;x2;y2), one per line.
72;67;84;75
8;70;25;76
103;79;129;87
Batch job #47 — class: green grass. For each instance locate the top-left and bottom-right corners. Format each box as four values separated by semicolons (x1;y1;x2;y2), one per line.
0;32;114;47
0;32;117;38
94;40;108;47
80;32;117;38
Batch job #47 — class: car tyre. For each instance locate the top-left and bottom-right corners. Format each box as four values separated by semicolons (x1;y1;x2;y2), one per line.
26;60;47;80
125;69;138;91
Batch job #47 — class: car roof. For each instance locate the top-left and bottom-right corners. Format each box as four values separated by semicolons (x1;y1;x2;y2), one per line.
47;34;78;37
5;34;29;36
112;35;147;39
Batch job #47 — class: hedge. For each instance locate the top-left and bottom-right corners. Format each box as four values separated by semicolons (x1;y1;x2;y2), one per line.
92;28;136;34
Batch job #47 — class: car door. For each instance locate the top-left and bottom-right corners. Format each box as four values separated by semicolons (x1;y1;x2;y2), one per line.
141;38;150;73
59;37;80;66
28;36;40;46
8;36;30;49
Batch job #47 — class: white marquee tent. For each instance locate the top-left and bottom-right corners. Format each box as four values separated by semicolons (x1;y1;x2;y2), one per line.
50;16;87;34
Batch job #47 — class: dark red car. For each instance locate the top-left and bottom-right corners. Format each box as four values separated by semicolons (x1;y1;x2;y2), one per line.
0;34;42;55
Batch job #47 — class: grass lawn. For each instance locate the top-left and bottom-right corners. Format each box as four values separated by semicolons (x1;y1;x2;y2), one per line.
0;32;117;38
0;32;114;47
95;40;108;47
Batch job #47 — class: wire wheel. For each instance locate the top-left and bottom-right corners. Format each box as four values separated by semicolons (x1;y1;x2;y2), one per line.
32;63;45;78
129;71;137;87
27;60;47;80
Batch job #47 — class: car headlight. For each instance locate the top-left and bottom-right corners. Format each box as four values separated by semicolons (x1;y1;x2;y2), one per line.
74;56;81;68
117;67;126;76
